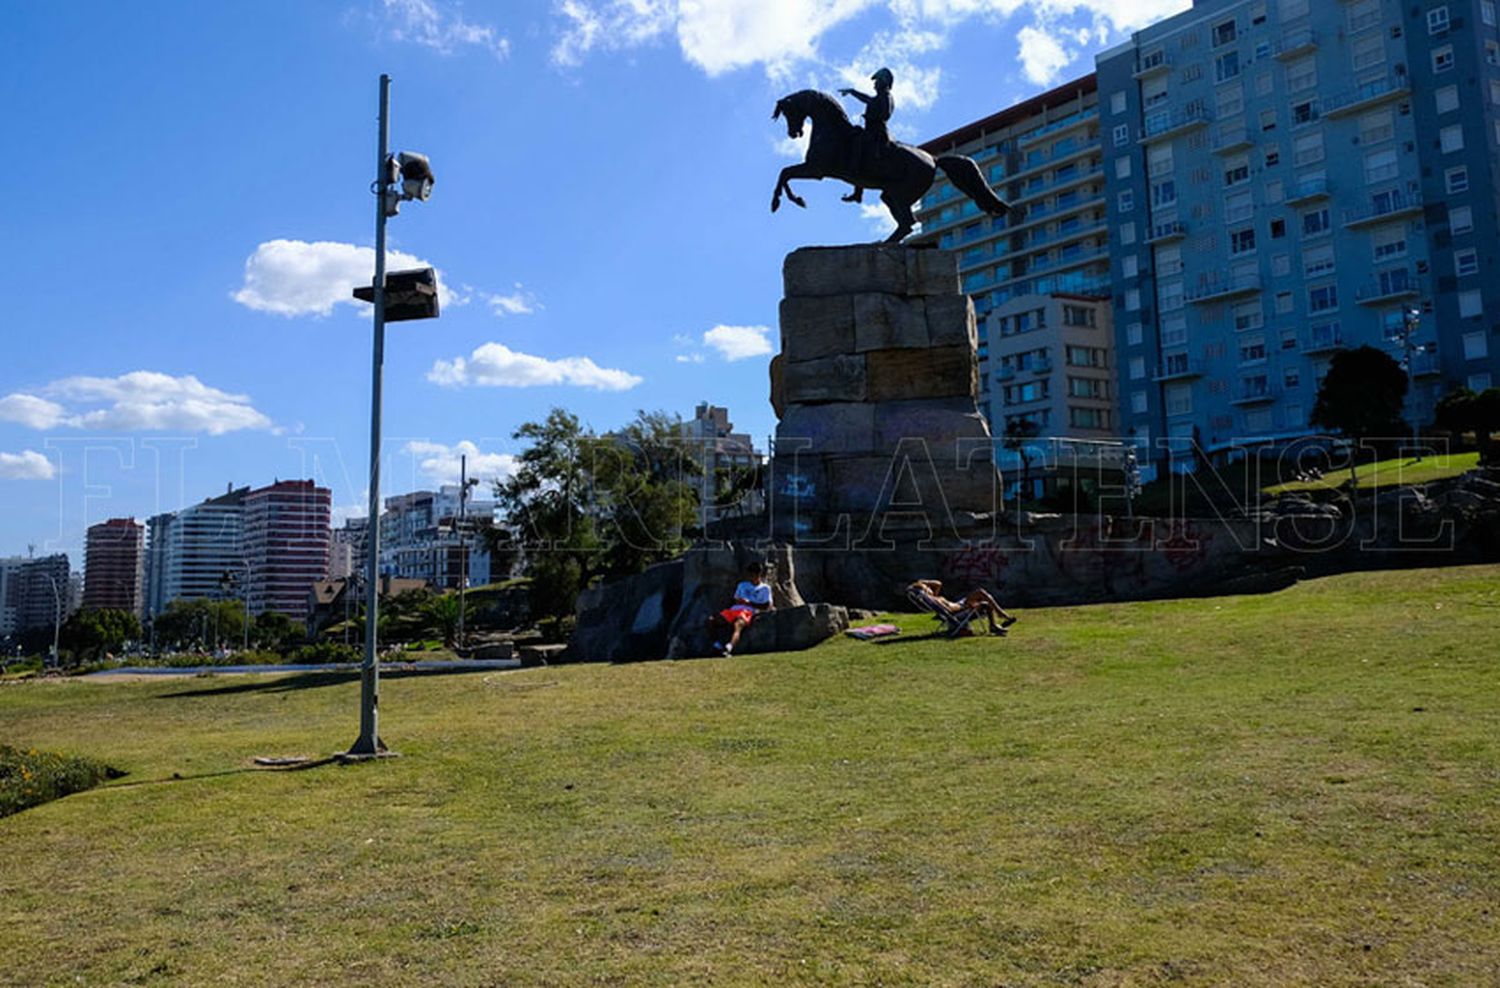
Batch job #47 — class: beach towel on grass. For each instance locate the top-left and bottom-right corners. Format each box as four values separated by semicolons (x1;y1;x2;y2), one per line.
846;624;901;640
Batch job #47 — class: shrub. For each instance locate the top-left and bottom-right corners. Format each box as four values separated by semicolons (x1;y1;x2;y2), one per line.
0;745;123;818
288;642;361;665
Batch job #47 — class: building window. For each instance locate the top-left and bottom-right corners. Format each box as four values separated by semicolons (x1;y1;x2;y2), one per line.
1352;35;1385;71
1239;335;1267;364
1450;205;1474;234
1129;356;1146;380
1125;288;1141;312
1272;253;1291;276
1432;45;1455;73
1223;158;1250;186
1161;315;1188;347
1291;101;1319;126
1152;180;1178;207
1113;124;1130;147
1428;6;1451;34
1471;373;1495;392
1459;290;1484;318
1281;328;1299;351
1372;225;1407;262
1122;254;1139;278
1230;228;1256;255
1436;85;1460;114
1115;156;1132;179
1215;51;1241;82
1440;125;1465;153
1233;301;1263;331
1304;244;1335;278
1463;331;1489;360
1165;384;1193;417
1126;322;1143;346
1360;109;1395;146
1286;57;1317;94
1456;249;1480;277
1111;91;1127;115
1302;208;1331;237
1131;391;1148;414
1225;190;1253;224
1348;0;1381;32
1068;376;1108;399
1364;149;1399;185
1276;292;1295;315
1293;133;1324;167
1485;1;1497;26
1309;284;1339;313
1118;190;1135;212
1070;407;1111;430
1213;19;1237;47
1063;305;1097;328
1121;222;1137;245
1489;40;1500;66
1446;166;1470;194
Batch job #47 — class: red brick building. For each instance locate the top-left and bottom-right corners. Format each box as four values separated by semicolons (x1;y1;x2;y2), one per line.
243;480;331;620
82;518;145;615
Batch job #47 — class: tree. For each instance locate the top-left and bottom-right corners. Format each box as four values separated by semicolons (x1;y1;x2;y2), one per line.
60;608;140;665
1311;346;1408;486
251;611;302;653
152;598;244;651
423;594;468;646
1437;387;1500;464
1002;418;1041;503
494;408;701;620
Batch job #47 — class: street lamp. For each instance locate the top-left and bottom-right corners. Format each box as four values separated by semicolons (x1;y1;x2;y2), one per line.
1388;306;1434;463
42;574;61;669
347;74;440;759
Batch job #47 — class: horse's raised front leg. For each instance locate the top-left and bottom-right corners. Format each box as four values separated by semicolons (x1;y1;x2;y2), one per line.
771;164;821;213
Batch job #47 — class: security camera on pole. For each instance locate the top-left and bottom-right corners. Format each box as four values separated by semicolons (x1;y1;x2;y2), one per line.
345;74;441;760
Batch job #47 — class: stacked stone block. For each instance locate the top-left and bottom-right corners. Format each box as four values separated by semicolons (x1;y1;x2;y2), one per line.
771;245;1000;539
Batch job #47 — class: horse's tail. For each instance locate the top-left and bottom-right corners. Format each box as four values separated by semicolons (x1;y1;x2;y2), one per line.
937;155;1009;217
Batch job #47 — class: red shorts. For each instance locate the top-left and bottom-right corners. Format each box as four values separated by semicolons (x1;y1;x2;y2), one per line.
720;606;755;625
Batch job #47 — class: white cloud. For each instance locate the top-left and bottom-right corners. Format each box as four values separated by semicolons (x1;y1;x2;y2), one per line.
702;325;773;361
381;0;510;58
0;450;55;481
428;342;643;391
551;1;1192;107
859;201;899;236
232;239;461;317
1016;24;1070;85
0;372;272;435
0;393;67;429
486;284;539;316
403;440;518;486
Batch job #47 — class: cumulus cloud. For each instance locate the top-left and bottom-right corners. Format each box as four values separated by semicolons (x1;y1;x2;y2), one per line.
0;393;67;429
1016;24;1070;85
404;439;518;486
486;284;539;316
859;201;899;236
702;325;773;361
381;0;510;58
551;1;1191;102
0;372;272;435
232;239;461;317
428;342;643;391
0;450;55;480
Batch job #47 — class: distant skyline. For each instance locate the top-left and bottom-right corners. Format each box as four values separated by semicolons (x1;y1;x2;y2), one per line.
0;0;1190;561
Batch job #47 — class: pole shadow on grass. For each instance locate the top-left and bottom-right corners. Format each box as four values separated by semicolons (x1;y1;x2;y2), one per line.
155;665;496;700
104;755;342;789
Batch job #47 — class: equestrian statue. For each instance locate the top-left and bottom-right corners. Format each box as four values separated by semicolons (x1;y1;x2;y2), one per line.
771;68;1010;243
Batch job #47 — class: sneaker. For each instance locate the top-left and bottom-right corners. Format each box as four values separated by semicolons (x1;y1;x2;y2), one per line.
712;641;726;655
722;643;734;656
1001;616;1018;629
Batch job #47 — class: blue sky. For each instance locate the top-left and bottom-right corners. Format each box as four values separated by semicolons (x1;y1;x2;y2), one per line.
0;0;1188;561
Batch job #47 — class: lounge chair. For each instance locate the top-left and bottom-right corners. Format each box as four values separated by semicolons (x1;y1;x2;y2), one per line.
905;585;980;639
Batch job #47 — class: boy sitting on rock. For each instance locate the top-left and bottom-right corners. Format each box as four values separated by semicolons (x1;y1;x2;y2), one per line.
711;562;774;656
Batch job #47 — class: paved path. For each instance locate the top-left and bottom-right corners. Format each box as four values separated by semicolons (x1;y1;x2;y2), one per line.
85;658;522;678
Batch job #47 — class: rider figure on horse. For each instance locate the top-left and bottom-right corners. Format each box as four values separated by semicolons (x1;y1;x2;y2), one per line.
839;67;895;205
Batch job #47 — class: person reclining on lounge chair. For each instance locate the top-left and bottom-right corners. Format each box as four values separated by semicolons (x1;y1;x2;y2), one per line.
906;579;1017;637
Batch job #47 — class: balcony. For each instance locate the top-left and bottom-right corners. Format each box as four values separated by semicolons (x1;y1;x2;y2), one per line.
1230;384;1280;406
1357;271;1420;305
1140;107;1211;144
1274;29;1318;60
1304;331;1345;354
1154;359;1206;382
1344;191;1423;229
1412;352;1442;377
1286;177;1331;205
1134;51;1172;79
1186;275;1262;303
1029;358;1054;375
1324;72;1411;118
1018;109;1099;148
1211;126;1253;154
1146;220;1187;244
996;365;1017;382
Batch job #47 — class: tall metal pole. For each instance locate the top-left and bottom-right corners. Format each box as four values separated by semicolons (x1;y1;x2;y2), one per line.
350;74;391;756
457;452;468;647
1403;307;1423;462
44;574;61;668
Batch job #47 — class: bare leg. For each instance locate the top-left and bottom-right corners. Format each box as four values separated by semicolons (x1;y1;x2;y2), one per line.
727;614;752;652
962;589;1014;630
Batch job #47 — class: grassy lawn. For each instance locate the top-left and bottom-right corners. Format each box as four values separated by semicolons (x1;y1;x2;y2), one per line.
1263;452;1481;495
2;566;1498;986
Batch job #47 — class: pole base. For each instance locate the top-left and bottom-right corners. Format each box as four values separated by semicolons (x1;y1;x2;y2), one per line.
337;749;401;764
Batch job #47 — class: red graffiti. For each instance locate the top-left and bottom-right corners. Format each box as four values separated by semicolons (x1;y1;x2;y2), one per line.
945;545;1011;586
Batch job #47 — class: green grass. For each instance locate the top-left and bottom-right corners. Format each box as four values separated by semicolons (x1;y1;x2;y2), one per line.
1264;451;1480;495
2;565;1498;985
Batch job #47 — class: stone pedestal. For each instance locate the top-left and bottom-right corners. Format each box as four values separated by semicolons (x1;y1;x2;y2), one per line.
770;245;1000;540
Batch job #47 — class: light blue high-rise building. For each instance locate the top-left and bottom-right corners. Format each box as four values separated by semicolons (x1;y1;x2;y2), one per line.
1098;0;1500;467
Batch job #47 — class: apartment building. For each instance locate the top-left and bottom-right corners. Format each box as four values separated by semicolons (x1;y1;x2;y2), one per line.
243;480;331;620
82;518;145;614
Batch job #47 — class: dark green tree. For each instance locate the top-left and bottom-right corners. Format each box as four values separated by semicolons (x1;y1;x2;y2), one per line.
60;608;140;664
251;611;302;653
1311;346;1409;485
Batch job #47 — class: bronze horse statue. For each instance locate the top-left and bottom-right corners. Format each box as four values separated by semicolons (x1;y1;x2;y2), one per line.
771;89;1010;243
